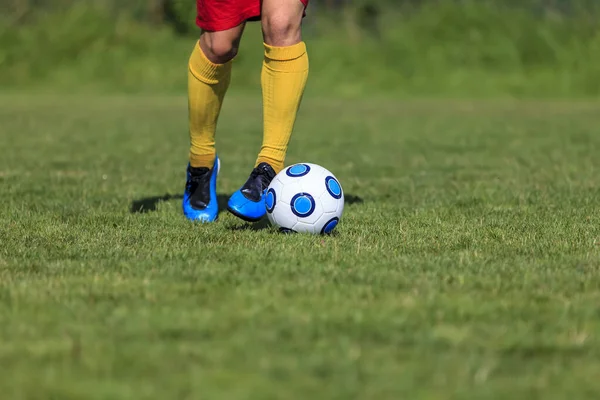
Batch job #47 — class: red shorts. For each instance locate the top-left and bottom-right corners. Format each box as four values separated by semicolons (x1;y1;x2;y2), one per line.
196;0;309;32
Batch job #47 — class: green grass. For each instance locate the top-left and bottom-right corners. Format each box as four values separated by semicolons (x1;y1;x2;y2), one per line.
2;2;600;97
1;93;600;399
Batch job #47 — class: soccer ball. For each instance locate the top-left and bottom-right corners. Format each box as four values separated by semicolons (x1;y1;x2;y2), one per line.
265;163;344;234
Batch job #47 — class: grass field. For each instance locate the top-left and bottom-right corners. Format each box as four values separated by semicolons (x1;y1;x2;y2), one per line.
1;94;600;399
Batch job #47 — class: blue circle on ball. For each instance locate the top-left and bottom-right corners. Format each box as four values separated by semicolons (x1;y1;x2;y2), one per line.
294;197;312;214
291;193;315;217
265;188;276;213
286;164;311;177
321;217;339;234
325;176;342;199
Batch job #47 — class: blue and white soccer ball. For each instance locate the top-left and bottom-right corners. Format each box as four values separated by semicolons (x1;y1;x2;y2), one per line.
265;163;344;234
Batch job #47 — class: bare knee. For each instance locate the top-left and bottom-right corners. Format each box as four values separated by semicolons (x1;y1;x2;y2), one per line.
200;30;242;64
262;13;302;47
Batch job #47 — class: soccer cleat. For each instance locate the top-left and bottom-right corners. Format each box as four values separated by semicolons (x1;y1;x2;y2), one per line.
227;162;276;222
182;156;220;222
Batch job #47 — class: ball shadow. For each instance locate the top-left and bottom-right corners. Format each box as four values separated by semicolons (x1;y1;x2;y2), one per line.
344;194;364;205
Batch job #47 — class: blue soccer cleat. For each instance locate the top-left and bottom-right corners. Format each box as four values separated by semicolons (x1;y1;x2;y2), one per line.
182;156;220;222
227;162;276;222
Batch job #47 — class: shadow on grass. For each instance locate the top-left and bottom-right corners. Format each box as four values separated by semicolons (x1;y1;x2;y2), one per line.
227;218;271;232
130;193;229;215
345;194;364;205
130;193;364;218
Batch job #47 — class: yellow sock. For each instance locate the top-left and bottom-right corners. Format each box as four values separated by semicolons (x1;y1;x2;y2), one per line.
257;41;309;173
188;41;232;168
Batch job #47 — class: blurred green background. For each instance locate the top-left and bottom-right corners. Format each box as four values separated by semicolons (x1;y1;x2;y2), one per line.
1;0;600;97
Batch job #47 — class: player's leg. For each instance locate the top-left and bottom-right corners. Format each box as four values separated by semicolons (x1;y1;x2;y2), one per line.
227;0;309;222
183;3;246;223
258;0;309;171
189;26;244;167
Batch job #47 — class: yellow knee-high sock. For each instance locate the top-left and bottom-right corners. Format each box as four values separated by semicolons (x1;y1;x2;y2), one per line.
257;41;309;173
188;41;232;168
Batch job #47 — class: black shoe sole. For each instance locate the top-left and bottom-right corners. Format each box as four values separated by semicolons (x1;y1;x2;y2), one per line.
227;206;264;223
